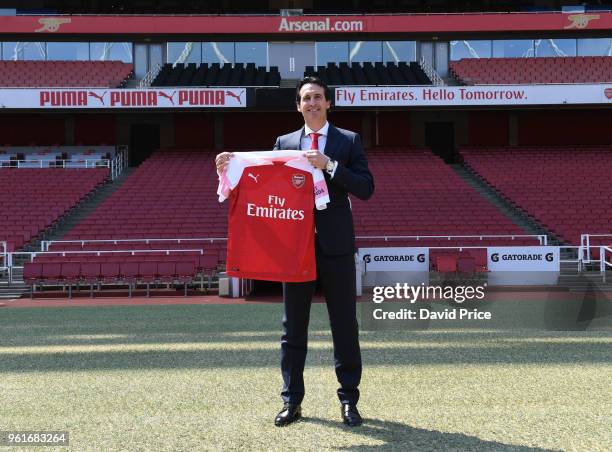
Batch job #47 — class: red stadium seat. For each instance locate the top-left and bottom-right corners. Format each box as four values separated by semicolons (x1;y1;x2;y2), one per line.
197;254;219;291
0;61;133;88
139;262;158;297
41;263;62;286
436;255;458;273
81;262;101;297
158;262;177;284
120;262;140;297
450;57;612;85
100;262;121;285
176;262;196;296
61;262;81;298
23;262;44;297
0;168;108;252
457;254;476;274
460;146;612;245
353;147;531;249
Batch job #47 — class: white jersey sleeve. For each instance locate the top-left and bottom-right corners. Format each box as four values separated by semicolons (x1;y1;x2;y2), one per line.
217;150;330;210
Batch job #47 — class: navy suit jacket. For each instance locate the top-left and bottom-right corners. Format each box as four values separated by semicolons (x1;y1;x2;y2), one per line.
273;123;374;256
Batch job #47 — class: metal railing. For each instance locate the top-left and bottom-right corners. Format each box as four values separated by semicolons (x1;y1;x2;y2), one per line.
11;248;206;264
2;156;127;181
601;246;612;283
419;57;444;86
110;145;129;180
0;145;126;179
1;159;110;169
42;237;227;252
559;245;582;271
580;233;612;264
356;234;547;245
0;241;7;275
138;63;162;88
7;234;610;284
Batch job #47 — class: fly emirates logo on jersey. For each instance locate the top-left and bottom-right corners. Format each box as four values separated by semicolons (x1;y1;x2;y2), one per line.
246;195;305;221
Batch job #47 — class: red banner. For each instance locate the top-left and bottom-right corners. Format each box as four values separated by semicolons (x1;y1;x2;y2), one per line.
0;88;246;109
0;12;610;35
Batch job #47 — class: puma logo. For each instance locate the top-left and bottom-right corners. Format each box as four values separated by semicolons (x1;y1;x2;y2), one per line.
88;91;107;105
158;91;176;105
225;90;245;105
248;173;260;183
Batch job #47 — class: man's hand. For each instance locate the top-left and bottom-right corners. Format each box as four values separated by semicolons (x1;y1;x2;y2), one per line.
305;150;330;170
215;152;234;172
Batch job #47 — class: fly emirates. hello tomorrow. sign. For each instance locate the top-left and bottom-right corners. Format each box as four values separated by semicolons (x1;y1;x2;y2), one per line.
335;84;612;107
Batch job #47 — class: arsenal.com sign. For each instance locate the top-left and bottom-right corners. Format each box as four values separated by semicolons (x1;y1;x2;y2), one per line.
0;88;246;109
278;17;364;32
1;13;611;35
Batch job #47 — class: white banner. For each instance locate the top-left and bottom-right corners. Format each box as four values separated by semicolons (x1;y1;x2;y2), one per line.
358;247;429;272
335;84;612;107
0;87;246;109
487;246;560;271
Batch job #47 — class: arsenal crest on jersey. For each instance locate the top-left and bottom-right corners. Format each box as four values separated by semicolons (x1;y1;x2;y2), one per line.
292;173;305;188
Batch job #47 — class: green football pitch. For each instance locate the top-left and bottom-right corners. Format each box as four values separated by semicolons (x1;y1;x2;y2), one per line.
1;303;610;451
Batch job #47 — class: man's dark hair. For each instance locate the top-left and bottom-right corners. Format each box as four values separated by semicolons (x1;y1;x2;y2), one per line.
295;76;331;103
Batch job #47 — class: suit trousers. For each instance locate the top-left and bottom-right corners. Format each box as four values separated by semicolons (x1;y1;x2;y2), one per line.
280;241;362;405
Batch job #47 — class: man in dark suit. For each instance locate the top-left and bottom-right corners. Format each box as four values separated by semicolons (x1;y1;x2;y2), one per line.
215;76;374;427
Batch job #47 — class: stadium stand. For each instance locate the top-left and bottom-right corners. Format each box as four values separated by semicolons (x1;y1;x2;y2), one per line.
151;63;281;87
63;149;226;243
24;252;206;297
460;146;612;245
304;61;432;85
23;149;223;295
59;147;535;254
450;56;612;85
0;168;108;252
0;146;115;168
0;61;133;88
25;146;545;291
351;148;538;270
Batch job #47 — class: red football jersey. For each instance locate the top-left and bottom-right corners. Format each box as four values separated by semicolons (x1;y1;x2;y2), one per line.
226;162;316;282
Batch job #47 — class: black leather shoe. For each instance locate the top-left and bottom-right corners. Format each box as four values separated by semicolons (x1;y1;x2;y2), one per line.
341;403;363;426
274;403;301;427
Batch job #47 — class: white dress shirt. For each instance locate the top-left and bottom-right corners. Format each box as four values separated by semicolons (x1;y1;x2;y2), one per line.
301;121;338;178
